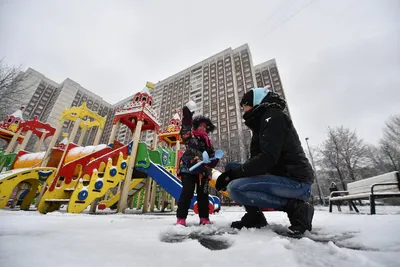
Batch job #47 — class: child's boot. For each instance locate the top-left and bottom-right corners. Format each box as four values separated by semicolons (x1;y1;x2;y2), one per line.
200;217;211;225
176;218;186;226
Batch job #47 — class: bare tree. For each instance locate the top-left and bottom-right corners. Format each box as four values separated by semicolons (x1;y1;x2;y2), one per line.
383;115;400;147
336;127;368;181
320;129;348;190
379;140;400;172
378;116;400;172
320;126;368;190
0;59;29;119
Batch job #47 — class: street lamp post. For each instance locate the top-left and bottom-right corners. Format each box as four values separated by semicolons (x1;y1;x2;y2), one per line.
305;137;325;206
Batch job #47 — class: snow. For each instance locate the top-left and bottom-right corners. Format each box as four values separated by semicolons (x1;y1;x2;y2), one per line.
18;152;45;161
0;206;399;267
11;109;24;120
172;113;181;120
0;168;30;180
67;144;108;157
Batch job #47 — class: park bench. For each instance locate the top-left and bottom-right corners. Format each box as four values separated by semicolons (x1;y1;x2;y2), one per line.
329;171;400;214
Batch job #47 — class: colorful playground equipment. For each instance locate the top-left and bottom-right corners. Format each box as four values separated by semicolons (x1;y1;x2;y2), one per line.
0;107;56;171
0;102;107;211
0;85;224;215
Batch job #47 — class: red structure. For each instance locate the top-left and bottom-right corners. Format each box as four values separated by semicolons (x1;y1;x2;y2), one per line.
19;116;56;141
0;107;25;143
0;107;55;146
158;109;182;146
113;91;160;134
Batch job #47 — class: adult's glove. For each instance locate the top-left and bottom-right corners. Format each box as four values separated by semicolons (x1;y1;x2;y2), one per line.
215;171;233;191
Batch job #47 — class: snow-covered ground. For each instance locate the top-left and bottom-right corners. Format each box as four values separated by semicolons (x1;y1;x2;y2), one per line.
0;205;399;267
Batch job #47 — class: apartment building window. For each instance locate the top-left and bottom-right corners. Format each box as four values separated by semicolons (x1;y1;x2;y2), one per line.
221;127;227;133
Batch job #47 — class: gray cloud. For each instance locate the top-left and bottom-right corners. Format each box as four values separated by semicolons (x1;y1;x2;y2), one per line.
0;0;399;149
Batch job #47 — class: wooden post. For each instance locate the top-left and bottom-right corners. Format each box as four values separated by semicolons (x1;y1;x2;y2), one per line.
136;189;142;209
108;120;120;144
35;120;65;208
117;119;143;213
149;182;158;212
41;119;64;167
142;178;152;213
170;198;176;212
89;198;101;214
158;189;165;210
130;193;136;209
77;124;88;146
146;131;159;212
35;132;47;152
175;140;180;171
4;128;23;154
169;140;181;212
15;130;33;152
93;127;103;145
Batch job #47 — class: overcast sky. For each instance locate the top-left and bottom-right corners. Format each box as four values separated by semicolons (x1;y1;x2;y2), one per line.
0;0;399;149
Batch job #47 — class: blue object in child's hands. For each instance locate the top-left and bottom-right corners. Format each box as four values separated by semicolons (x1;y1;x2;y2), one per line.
189;150;224;171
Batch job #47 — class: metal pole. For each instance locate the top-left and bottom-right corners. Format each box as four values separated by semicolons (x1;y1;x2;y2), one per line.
305;137;325;205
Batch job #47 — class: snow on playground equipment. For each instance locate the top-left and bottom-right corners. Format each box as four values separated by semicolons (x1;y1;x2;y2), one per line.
0;102;107;211
157;109;184;211
103;88;222;214
107;88;162;213
0;107;58;209
0;107;56;171
35;103;109;213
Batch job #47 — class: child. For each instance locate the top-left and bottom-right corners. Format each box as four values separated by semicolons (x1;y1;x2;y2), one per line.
176;101;218;226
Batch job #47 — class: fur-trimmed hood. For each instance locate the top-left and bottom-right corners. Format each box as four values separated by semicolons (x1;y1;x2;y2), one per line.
192;115;216;133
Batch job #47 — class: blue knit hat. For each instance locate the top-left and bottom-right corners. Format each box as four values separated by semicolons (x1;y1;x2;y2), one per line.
240;88;270;107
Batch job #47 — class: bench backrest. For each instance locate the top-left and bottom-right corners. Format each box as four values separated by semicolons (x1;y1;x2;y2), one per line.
347;171;400;194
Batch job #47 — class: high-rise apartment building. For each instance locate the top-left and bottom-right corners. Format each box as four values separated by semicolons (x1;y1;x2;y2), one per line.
7;44;288;162
16;68;114;148
150;44;287;165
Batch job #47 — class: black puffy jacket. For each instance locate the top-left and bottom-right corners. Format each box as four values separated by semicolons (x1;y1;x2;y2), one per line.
178;119;215;176
231;93;314;184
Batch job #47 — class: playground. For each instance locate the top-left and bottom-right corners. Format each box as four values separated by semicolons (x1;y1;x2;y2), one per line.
0;86;399;267
0;89;224;216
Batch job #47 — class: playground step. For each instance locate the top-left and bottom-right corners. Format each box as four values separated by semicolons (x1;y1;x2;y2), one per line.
64;188;75;192
45;199;70;203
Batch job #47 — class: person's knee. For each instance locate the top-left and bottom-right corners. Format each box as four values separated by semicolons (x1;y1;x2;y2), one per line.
180;190;194;200
227;179;244;200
